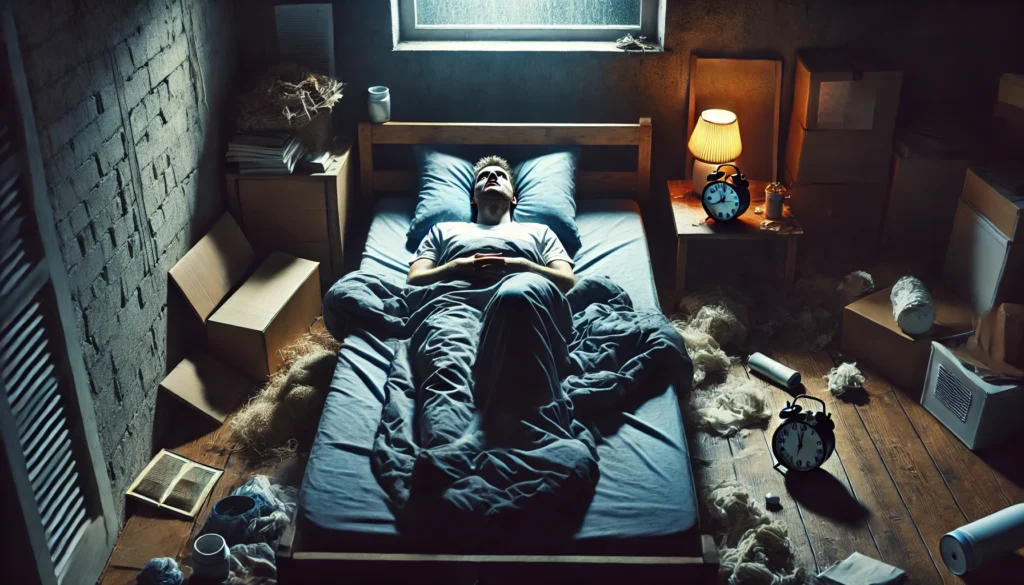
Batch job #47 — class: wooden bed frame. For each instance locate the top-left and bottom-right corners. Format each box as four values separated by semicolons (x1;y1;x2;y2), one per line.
276;119;718;584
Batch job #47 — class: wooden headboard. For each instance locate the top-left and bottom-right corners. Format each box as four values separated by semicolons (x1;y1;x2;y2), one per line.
357;118;652;207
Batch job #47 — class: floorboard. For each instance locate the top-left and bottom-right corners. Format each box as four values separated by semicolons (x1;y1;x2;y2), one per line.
776;349;944;583
755;349;882;572
830;357;968;585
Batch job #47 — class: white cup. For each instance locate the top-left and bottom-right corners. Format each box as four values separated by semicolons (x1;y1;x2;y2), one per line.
368;86;391;124
192;533;230;581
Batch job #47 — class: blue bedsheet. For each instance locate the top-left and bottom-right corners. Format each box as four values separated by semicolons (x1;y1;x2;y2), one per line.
299;199;699;554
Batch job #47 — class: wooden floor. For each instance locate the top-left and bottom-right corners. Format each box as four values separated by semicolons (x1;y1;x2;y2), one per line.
691;345;1024;585
96;412;263;585
95;349;1024;585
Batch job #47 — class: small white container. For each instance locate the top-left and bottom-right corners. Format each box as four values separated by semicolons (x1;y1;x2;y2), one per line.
192;533;230;581
368;86;391;124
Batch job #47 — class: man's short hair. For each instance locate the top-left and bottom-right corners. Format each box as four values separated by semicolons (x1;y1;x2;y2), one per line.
474;155;513;180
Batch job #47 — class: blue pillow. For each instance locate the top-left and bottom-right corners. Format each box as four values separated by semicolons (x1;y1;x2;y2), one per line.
405;147;475;251
513;149;582;257
405;147;582;257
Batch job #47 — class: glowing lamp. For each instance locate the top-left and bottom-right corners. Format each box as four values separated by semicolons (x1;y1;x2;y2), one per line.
688;109;742;196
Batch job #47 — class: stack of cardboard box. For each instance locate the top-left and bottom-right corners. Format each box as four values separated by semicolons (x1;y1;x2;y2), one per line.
784;50;903;267
160;214;322;424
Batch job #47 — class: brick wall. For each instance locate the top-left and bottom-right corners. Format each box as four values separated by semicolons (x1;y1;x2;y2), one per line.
13;0;236;524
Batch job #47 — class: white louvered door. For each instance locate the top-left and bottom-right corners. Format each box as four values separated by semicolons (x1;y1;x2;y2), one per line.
0;3;118;584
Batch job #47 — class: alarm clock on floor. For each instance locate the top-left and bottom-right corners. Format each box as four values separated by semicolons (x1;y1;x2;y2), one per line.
771;395;836;472
701;163;751;222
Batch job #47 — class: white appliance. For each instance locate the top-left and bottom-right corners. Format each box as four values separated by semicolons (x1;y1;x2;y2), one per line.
921;342;1024;450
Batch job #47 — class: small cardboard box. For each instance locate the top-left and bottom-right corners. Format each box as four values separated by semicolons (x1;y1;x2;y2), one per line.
960;166;1024;241
170;214;321;381
784;115;894;184
792;50;903;131
880;130;975;272
842;285;975;396
943;200;1024;316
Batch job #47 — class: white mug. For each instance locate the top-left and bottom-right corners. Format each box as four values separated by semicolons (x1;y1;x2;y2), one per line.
192;533;230;581
368;86;391;124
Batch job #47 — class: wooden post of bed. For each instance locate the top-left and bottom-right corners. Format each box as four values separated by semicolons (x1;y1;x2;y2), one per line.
356;119;653;208
283;120;718;585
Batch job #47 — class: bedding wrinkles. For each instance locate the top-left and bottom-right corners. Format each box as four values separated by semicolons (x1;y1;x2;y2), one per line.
323;271;691;544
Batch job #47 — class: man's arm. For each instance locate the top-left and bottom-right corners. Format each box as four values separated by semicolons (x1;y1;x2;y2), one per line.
407;257;466;286
407;255;507;286
506;258;576;293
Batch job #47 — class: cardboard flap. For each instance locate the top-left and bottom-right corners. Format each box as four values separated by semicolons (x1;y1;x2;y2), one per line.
799;49;901;80
169;214;256;322
159;352;254;424
208;252;320;333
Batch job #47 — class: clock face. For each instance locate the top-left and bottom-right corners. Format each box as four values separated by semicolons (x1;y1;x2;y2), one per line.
773;421;827;471
704;182;741;221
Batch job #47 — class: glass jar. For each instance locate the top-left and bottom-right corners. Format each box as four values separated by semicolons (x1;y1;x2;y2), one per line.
368;86;391;124
765;182;787;220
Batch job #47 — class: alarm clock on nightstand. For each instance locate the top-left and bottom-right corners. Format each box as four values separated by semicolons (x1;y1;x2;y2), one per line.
701;163;751;222
771;395;836;472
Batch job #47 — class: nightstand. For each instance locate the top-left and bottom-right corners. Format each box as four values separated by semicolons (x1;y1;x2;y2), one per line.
669;179;802;298
225;140;354;293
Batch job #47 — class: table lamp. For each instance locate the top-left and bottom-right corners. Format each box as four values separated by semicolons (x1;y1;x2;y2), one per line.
688;109;742;196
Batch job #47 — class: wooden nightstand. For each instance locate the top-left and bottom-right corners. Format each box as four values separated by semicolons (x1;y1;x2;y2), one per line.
669;179;802;298
225;140;355;293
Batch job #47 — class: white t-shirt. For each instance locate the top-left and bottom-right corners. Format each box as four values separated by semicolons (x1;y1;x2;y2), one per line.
414;221;574;267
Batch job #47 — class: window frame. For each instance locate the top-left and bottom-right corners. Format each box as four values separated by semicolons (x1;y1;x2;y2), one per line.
393;0;664;50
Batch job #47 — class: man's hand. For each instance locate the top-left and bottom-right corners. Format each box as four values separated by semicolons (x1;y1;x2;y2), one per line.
470;253;506;272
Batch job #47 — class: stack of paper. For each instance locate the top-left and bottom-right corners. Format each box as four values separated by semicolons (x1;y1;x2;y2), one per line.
226;134;306;175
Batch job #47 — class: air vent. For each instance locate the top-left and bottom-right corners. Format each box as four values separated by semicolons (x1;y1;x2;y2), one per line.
126;449;222;518
2;300;90;573
936;365;972;423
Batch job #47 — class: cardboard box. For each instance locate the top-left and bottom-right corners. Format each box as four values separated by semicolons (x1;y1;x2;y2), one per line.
170;214;321;381
943;200;1024;316
792;50;903;132
159;352;255;424
785;115;894;184
960;166;1024;240
784;171;887;233
880;130;975;273
998;73;1024;110
842;285;975;395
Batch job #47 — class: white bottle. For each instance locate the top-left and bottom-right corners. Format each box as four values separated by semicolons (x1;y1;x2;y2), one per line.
941;503;1024;575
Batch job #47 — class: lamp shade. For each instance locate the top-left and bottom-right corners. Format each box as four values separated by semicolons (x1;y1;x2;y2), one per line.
688;109;742;163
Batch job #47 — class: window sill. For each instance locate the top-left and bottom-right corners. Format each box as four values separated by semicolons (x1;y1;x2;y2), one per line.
393;40;664;53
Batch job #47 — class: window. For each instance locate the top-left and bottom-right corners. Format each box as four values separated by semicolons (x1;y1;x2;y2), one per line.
395;0;663;48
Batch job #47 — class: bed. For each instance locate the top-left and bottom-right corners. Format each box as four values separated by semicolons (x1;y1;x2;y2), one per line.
277;120;717;584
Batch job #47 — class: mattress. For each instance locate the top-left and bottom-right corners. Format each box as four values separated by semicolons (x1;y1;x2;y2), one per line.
299;198;699;555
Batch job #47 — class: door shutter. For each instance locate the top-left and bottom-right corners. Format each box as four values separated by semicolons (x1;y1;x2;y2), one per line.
0;4;118;584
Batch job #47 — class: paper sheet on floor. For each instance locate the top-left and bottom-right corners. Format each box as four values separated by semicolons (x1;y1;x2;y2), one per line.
818;552;906;585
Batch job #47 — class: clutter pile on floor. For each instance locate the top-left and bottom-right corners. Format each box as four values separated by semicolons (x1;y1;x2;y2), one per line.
137;475;296;585
673;271;879;585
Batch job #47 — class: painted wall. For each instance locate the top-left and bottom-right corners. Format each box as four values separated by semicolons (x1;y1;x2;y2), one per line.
237;0;1023;274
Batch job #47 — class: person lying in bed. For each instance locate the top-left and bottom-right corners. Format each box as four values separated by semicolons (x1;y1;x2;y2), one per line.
406;155;577;293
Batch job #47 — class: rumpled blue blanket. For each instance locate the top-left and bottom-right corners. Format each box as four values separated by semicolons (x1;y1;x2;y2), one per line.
323;272;691;546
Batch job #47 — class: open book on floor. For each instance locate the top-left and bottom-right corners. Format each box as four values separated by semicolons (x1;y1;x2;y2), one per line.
125;449;223;518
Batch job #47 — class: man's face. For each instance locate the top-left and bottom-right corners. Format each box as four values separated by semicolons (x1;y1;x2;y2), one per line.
473;165;515;210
